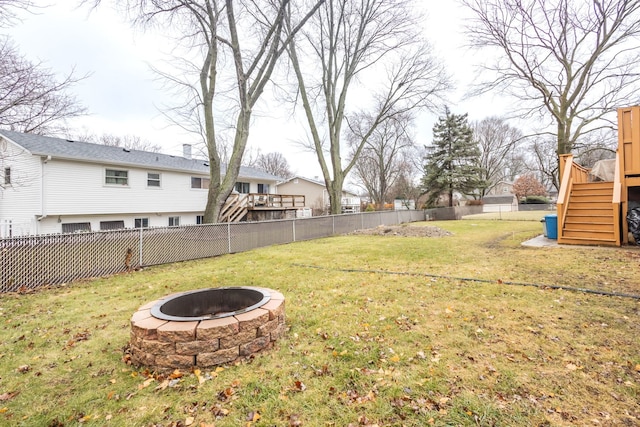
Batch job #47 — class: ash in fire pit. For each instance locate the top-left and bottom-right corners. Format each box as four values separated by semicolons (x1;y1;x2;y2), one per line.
130;286;285;371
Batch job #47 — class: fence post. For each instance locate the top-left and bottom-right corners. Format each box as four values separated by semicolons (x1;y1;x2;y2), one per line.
227;223;232;254
292;217;296;242
138;227;143;267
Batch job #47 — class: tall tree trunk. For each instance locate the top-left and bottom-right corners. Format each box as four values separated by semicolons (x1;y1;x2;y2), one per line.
328;175;344;215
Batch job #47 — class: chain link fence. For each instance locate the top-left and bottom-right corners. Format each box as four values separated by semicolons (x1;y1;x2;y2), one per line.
0;210;425;293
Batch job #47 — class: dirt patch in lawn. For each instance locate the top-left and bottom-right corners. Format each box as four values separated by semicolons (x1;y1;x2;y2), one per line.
350;224;453;237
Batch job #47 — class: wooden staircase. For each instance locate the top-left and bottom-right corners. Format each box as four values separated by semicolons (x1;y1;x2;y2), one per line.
557;152;622;246
556;106;640;247
560;182;618;245
219;193;248;223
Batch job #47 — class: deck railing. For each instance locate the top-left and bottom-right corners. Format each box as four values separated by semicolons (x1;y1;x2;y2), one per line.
247;193;305;209
557;154;581;242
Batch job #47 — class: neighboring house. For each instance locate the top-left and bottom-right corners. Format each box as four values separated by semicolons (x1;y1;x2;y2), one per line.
486;181;515;196
0;130;282;237
482;195;518;213
394;199;416;210
276;176;361;215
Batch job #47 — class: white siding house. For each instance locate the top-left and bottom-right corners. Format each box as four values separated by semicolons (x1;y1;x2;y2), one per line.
0;130;282;236
276;176;361;215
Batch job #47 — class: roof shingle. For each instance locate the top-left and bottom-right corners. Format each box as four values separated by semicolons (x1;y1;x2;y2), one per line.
0;129;282;181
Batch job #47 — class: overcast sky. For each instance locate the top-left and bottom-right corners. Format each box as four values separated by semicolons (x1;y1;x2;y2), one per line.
8;2;510;178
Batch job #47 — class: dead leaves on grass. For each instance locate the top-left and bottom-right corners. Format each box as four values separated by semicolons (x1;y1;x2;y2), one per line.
0;391;19;402
64;330;90;349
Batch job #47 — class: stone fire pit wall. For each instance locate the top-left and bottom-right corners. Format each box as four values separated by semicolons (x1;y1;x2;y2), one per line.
130;287;285;371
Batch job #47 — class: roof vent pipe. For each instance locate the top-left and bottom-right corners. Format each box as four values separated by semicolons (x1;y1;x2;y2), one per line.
183;144;192;160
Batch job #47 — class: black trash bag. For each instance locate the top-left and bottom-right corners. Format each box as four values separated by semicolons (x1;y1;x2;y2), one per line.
627;208;640;245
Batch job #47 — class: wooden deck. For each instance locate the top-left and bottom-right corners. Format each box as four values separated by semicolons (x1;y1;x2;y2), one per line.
220;193;306;223
246;194;305;210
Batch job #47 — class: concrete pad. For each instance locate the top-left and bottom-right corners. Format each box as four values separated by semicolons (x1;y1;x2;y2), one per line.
521;234;559;247
523;234;640;250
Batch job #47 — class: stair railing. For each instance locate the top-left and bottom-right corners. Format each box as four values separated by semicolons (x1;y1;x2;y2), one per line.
612;152;622;245
556;154;590;243
220;193;249;223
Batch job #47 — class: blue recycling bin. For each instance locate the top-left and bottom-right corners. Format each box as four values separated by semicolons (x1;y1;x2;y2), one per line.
544;214;558;240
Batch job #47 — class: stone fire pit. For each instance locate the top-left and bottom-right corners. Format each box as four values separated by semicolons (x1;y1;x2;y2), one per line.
129;287;285;371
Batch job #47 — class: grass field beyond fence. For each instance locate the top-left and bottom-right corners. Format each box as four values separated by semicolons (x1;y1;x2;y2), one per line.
462;210;552;221
0;218;638;426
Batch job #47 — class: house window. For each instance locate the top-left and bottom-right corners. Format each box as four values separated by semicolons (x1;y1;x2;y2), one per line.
3;220;12;238
134;218;149;228
235;182;250;193
100;220;125;230
4;167;10;185
105;169;128;185
61;222;91;233
196;215;204;224
168;216;180;226
147;173;161;187
191;177;210;189
257;183;269;193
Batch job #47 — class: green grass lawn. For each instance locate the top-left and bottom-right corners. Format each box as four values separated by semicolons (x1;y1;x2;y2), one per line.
462;210;553;221
0;219;638;426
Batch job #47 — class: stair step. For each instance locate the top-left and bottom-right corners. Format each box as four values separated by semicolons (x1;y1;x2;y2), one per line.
572;182;614;190
566;205;613;210
559;236;618;246
564;223;613;231
564;217;613;223
562;229;616;238
565;212;613;218
569;193;613;203
569;188;612;192
566;203;614;209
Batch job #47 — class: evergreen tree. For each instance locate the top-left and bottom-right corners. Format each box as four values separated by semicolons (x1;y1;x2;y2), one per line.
421;108;485;207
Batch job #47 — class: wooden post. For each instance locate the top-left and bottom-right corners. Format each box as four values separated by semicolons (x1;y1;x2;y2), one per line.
617;106;640;244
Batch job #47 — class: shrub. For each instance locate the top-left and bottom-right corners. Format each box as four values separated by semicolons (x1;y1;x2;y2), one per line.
520;195;550;204
513;174;547;199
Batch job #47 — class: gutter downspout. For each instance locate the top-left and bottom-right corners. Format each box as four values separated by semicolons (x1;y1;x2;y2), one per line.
36;155;51;232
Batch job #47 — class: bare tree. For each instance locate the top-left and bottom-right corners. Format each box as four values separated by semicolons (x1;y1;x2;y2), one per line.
72;132;162;153
88;0;325;222
464;0;640;158
0;2;84;135
254;152;293;179
528;137;559;191
472;117;524;196
573;129;617;168
285;0;449;214
350;112;415;209
388;170;421;208
0;37;86;135
0;0;35;27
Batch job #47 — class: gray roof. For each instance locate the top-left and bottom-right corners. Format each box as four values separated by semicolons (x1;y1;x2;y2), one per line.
279;175;325;186
0;129;281;182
